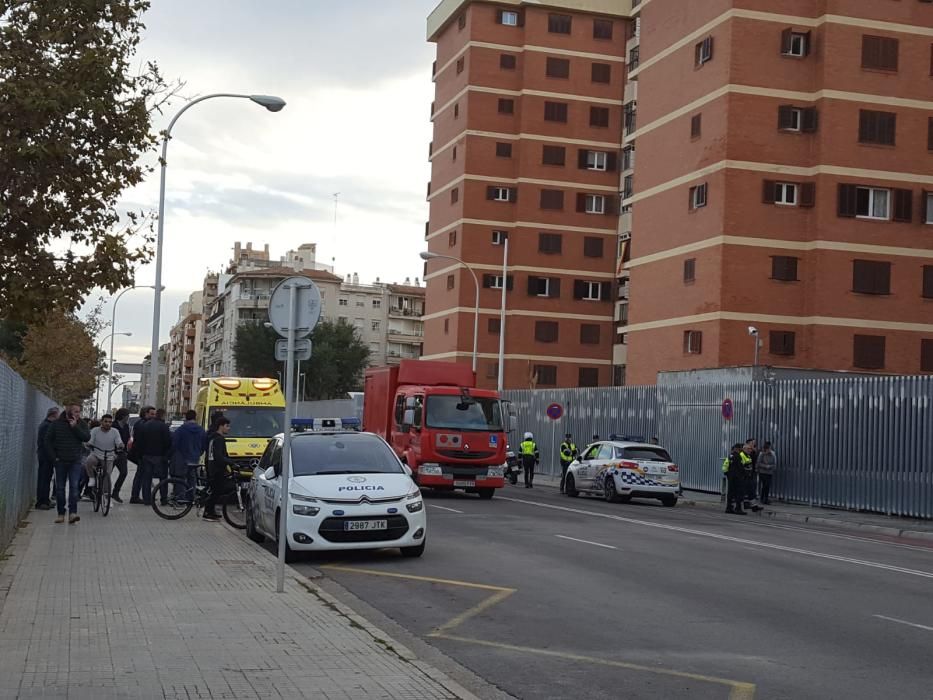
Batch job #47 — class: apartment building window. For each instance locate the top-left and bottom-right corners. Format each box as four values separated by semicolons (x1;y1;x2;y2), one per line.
628;46;640;71
684;258;696;282
862;35;898;72
487;186;518;202
923;266;933;299
500;54;516;70
771;256;799;282
542;145;566;166
574;280;609;301
483;274;513;290
446;275;455;290
925;191;933;223
854;335;886;370
590;106;610;128
538;232;562;254
534;365;558;386
498;98;514;114
592;63;611;83
580;324;601;345
488;318;501;334
456;57;465;74
770;331;796;356
778;105;818;132
548;13;572;34
540;189;565;210
593;19;613;40
852;260;891;295
859;110;896;146
689;183;708;210
448;230;457;246
763;180;815;207
624;101;637;134
372;299;381;308
497;9;522;27
450;187;459;204
546;57;570;78
535;322;559;343
496;142;513;158
580;149;611;171
453;103;459;118
528;276;560;298
578;368;600;387
444;318;449;334
922;340;933;372
492;230;507;245
622;145;635;170
458;13;466;30
583;237;604;258
695;36;714;66
838;184;912;221
684;330;703;354
452;146;457;161
339;298;348;306
544;101;568;122
781;29;810;57
578;193;606;214
486;362;499;379
371;320;381;332
623;175;634;199
691;114;702;139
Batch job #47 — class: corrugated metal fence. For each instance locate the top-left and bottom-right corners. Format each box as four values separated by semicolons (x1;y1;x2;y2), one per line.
0;360;55;551
503;373;933;519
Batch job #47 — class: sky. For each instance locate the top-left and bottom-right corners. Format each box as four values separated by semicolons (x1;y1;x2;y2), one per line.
93;0;439;368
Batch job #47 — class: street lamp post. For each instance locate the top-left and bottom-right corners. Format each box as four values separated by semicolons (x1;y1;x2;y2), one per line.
147;93;287;405
97;332;132;417
108;285;160;414
420;251;479;374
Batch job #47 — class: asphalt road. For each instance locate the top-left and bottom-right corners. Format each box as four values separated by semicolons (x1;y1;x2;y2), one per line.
290;484;933;700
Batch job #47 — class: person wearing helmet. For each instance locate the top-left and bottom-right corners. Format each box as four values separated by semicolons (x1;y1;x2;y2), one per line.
519;432;540;489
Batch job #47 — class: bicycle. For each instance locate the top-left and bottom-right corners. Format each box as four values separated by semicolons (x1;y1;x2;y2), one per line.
89;449;119;517
151;466;247;528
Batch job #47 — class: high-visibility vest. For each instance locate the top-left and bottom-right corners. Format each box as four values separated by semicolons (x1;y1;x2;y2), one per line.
560;441;576;461
520;440;537;456
740;452;753;469
722;456;731;473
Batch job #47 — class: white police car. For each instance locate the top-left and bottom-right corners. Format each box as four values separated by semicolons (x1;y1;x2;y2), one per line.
564;440;680;507
245;430;426;561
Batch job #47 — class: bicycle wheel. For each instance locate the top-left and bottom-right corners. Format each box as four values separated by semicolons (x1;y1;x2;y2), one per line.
151;478;194;520
93;470;102;513
101;471;112;517
222;489;247;529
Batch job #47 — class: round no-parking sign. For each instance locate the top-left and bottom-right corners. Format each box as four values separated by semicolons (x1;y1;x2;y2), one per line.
546;403;564;421
722;398;734;421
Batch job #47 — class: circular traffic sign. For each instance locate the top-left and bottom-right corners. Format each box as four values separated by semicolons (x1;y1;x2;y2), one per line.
721;398;734;421
546;403;564;421
268;276;322;339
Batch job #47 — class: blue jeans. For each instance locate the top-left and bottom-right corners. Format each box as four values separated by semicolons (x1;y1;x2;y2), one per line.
54;460;83;515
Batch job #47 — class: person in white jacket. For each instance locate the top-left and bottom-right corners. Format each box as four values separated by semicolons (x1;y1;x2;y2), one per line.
84;414;125;487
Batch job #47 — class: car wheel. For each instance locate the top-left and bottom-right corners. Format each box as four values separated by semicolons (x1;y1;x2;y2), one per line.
401;541;426;558
603;476;620;503
661;495;678;508
245;502;265;543
564;474;579;497
477;488;495;500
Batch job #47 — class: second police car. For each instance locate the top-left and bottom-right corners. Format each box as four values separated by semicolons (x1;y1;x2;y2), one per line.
563;439;680;507
245;427;426;562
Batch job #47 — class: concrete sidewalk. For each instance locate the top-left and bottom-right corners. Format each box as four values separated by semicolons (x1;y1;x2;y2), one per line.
0;497;475;699
530;472;933;542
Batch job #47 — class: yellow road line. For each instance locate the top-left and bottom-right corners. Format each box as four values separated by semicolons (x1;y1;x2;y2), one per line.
320;565;515;592
429;589;516;637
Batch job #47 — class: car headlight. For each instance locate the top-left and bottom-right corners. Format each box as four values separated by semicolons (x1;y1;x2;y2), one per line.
406;487;422;500
486;467;503;478
420;464;442;476
289;492;318;503
292;504;320;516
406;500;424;513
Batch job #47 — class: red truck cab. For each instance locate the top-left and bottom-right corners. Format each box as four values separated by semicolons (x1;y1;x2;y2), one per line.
363;361;510;499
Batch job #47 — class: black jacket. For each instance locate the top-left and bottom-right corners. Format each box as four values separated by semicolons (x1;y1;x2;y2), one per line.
36;419;55;460
136;418;172;458
206;433;237;479
44;416;91;463
726;452;745;478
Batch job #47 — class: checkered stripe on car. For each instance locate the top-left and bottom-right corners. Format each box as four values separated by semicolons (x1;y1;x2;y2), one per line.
614;470;664;487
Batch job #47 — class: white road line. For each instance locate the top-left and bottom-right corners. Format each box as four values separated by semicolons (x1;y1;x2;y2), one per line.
429;504;465;514
874;615;933;633
736;518;933;553
500;497;933;580
555;534;617;550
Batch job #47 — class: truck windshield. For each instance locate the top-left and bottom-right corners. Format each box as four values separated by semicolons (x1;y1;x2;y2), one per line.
425;396;504;431
215;407;284;438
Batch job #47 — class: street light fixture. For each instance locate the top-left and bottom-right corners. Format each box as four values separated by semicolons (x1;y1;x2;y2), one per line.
108;285;162;413
420;251;479;374
748;326;761;367
97;332;132;416
147;92;287;406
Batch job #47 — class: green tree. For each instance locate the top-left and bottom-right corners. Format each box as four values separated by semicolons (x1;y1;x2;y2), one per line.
303;320;370;400
233;321;280;379
0;0;172;323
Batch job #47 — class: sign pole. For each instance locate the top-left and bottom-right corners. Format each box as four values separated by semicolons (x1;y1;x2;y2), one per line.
276;281;298;593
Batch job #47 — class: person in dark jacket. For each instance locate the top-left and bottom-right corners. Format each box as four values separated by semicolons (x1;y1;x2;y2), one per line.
757;442;777;505
44;404;91;523
35;407;59;510
724;443;748;515
111;408;132;502
172;410;206;499
203;418;237;521
129;406;155;503
134;408;172;505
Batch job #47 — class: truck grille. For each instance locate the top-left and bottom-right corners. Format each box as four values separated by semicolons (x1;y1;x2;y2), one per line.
318;515;409;543
437;450;496;460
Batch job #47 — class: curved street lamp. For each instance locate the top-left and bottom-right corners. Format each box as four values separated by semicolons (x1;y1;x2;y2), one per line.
107;285;162;413
147;93;287;405
96;332;132;416
420;251;479;374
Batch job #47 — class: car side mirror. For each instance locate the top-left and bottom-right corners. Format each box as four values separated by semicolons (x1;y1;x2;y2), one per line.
402;409;415;432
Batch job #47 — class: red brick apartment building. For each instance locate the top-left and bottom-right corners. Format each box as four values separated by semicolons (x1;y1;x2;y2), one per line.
424;0;933;388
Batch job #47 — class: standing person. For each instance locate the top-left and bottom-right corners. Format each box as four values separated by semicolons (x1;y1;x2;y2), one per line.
44;405;91;524
35;407;59;510
558;433;577;494
135;407;172;506
129;406;155;503
519;432;539;489
203;417;237;521
111;408;131;503
83;414;124;489
172;410;206;501
743;438;758;510
757;442;777;505
723;443;747;515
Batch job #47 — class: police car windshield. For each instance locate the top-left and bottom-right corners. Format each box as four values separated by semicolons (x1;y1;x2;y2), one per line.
621;446;673;462
216;407;284;438
425;396;503;431
291;434;404;476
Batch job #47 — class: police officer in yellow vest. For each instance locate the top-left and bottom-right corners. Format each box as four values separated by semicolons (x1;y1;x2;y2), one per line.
519;432;540;489
722;443;750;515
558;433;577;494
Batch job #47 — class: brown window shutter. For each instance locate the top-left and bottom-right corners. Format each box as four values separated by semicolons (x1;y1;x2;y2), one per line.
527;276;539;295
691;114;702;138
486;186;496;200
707;36;714;61
549;279;561;298
923;266;933;299
496;9;504;24
800;182;816;207
803;31;812;56
576;193;586;212
928;117;933;150
922;339;933;372
517;10;524;27
577;149;589;168
580;324;601;344
599;282;611;300
509;187;518;203
781;28;792;54
604;195;617;216
606;152;618;171
573;280;586;299
923;190;932;223
858;110;875;142
762;180;776;204
778;105;794;130
854;335;886;370
801;107;819;132
506;275;514;291
893;189;913;223
838;184;857;217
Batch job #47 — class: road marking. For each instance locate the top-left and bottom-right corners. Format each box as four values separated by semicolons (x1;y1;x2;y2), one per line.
432;589;515;637
874;614;933;633
501;497;933;580
555;534;617;550
321;565;514;592
429;504;465;514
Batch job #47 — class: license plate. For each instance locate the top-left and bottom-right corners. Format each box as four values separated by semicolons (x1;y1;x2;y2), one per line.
646;465;666;475
344;520;387;531
454;480;475;488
